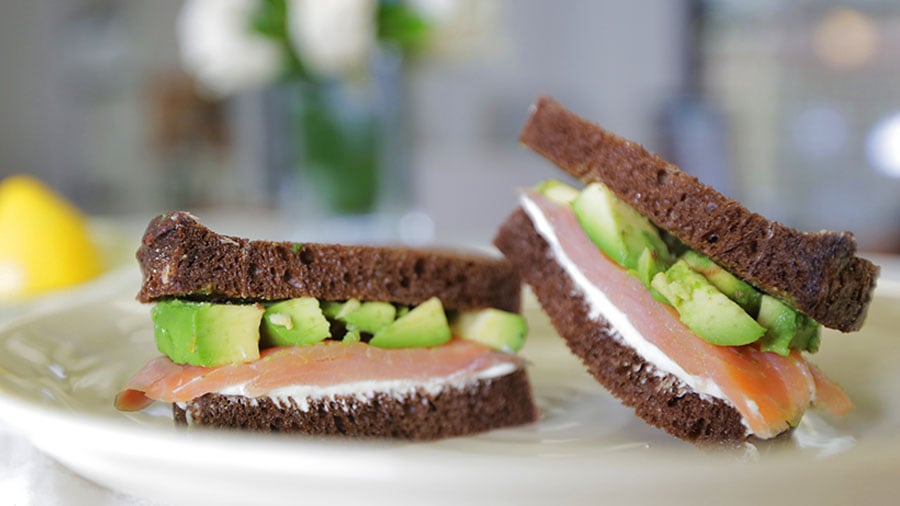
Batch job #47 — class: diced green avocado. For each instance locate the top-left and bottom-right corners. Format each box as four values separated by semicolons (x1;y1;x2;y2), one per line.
341;301;396;334
572;182;671;270
322;299;396;334
450;308;527;353
534;179;580;204
342;329;361;343
792;315;821;354
757;295;797;356
261;297;331;347
635;247;659;287
633;247;670;303
757;295;821;355
680;251;762;316
368;297;451;348
651;260;766;346
321;299;360;320
151;300;264;367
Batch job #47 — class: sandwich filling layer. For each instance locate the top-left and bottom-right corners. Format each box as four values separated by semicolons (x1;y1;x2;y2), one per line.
519;190;851;439
116;339;523;412
520;193;729;404
147;295;528;369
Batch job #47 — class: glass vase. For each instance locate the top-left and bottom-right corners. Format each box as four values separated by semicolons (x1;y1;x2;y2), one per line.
270;49;412;242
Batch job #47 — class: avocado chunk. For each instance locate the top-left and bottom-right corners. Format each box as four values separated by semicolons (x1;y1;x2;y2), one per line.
633;247;671;303
321;299;360;320
572;182;671;270
368;297;451;348
322;298;397;334
534;179;580;204
757;295;821;356
342;301;397;334
151;300;264;367
651;260;766;346
635;247;660;287
341;329;362;343
261;297;331;347
451;308;527;353
791;316;821;354
680;251;762;316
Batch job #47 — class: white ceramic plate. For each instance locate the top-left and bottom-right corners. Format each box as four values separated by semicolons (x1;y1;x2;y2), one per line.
0;268;898;506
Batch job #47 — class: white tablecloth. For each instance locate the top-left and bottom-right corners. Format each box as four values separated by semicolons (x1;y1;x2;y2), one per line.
0;423;161;505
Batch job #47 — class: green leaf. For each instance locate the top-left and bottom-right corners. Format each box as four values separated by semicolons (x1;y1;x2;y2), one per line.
377;2;432;56
250;0;287;37
250;0;310;80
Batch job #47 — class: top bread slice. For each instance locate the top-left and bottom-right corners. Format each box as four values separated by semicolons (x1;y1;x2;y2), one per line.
519;95;878;332
136;212;521;312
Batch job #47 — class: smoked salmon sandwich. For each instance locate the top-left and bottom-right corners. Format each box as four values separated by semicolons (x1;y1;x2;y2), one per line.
116;212;538;440
494;95;878;445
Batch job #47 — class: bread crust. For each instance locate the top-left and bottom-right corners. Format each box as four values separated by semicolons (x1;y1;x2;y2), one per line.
494;208;748;444
137;212;521;312
173;368;537;440
519;95;878;332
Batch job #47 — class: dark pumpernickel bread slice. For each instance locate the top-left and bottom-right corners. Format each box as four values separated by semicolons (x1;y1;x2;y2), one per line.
173;368;537;440
494;208;747;444
137;212;521;312
519;95;878;332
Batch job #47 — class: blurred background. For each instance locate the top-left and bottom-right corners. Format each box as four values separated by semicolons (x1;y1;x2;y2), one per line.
1;0;899;251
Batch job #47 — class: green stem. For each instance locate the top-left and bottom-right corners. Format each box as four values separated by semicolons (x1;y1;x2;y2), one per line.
297;83;380;215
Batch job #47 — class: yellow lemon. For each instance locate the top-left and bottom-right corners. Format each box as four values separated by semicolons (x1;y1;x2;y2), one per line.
0;174;102;300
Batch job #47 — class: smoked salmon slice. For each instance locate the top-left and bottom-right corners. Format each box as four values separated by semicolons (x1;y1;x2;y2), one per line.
115;339;523;412
524;190;851;439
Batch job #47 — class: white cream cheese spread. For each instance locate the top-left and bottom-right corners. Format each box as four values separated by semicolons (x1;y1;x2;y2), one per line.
201;361;518;415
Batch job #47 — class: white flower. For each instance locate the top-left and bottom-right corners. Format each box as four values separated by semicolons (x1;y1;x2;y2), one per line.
177;0;283;96
287;0;377;79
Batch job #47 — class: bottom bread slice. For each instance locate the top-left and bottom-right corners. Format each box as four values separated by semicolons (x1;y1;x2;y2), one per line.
494;208;748;444
173;368;537;440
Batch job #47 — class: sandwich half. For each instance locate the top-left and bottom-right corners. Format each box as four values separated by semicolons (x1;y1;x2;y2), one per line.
116;212;538;440
494;95;878;444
